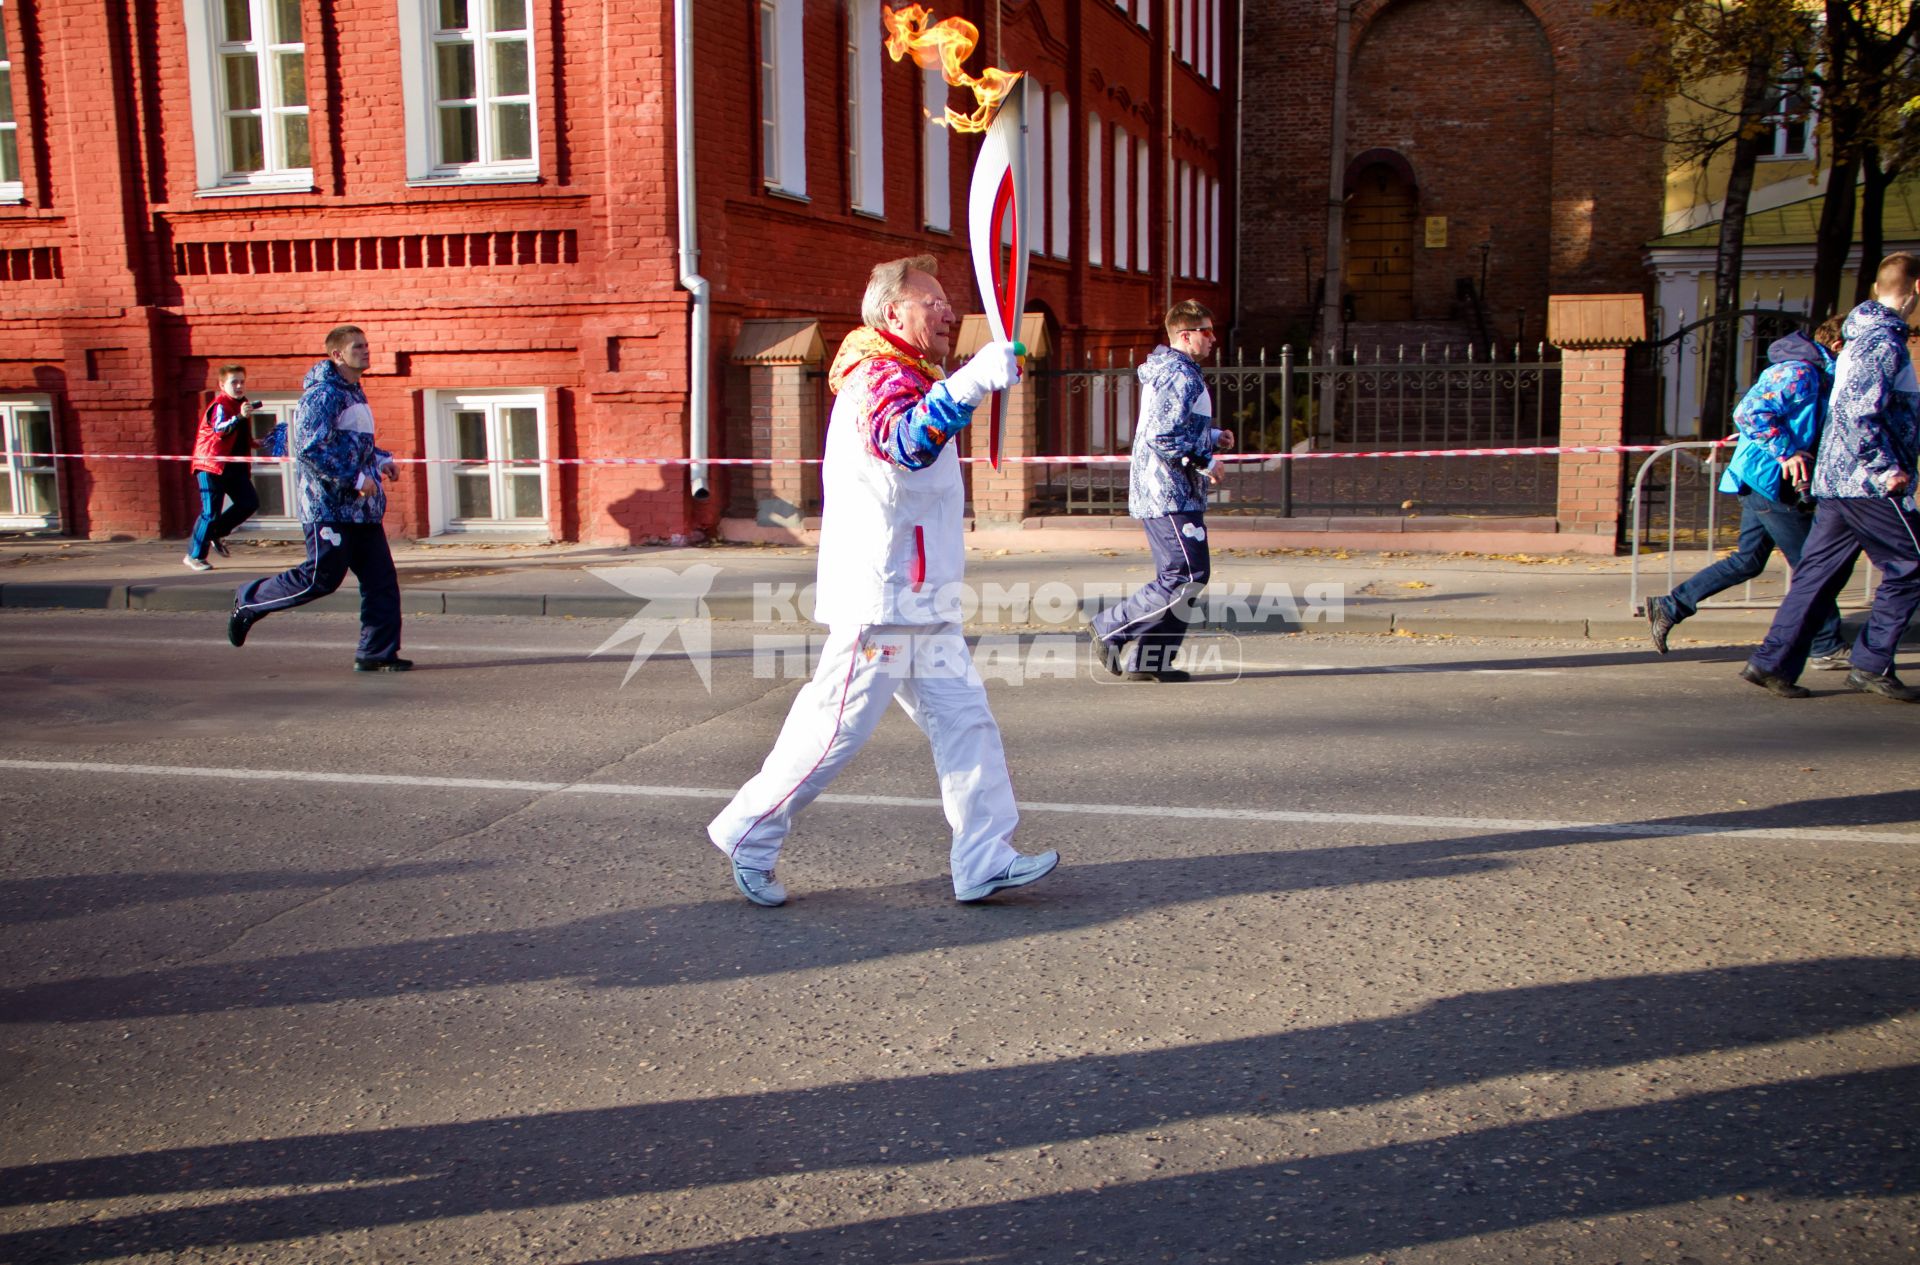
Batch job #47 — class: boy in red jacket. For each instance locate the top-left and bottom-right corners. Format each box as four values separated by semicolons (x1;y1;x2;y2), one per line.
185;363;263;570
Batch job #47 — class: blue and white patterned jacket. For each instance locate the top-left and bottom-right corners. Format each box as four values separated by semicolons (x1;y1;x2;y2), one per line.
1127;344;1221;519
291;358;392;524
1814;301;1919;509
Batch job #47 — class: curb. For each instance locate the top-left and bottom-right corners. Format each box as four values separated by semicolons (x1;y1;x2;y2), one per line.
0;578;1786;641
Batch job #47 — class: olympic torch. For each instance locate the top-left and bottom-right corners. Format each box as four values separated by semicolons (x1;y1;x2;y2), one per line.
965;78;1030;470
882;4;1028;470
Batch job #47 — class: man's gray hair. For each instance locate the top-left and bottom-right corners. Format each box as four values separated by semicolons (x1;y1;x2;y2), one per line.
862;254;939;329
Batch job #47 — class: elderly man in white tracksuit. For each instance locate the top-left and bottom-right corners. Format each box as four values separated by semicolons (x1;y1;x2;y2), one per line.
706;254;1061;907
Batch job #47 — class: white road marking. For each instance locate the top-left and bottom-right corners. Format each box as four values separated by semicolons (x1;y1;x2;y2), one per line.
1;757;1913;846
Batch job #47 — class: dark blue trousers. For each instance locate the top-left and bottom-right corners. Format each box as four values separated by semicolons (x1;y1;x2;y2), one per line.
1092;511;1211;673
1750;497;1920;681
1664;491;1844;657
188;467;260;560
235;521;402;661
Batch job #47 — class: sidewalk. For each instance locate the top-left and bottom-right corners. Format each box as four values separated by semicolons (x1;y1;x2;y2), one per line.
1;533;1852;645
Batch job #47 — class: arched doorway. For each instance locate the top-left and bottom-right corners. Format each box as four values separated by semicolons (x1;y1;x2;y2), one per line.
1343;158;1417;322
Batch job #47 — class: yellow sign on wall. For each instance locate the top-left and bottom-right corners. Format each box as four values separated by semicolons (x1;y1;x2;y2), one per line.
1424;217;1448;248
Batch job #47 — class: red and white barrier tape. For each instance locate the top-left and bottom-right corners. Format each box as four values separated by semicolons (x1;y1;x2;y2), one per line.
0;440;1731;468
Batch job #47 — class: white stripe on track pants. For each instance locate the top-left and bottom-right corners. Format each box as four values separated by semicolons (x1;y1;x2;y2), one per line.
707;622;1021;896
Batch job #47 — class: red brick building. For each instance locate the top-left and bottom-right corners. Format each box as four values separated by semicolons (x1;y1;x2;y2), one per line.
1237;0;1662;354
0;0;1233;544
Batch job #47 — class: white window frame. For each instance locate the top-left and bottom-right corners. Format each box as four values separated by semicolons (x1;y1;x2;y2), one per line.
757;0;807;198
846;0;883;216
1760;61;1816;162
1136;136;1151;273
227;393;301;534
1048;91;1069;257
1112;129;1130;271
922;64;949;230
424;389;550;535
398;0;539;186
1087;112;1103;267
0;0;24;203
0;395;59;530
182;0;313;194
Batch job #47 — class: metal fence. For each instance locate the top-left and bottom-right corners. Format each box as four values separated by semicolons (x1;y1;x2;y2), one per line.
1627;441;1876;614
1032;343;1563;517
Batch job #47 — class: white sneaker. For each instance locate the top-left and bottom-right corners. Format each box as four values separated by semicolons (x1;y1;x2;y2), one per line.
955;851;1060;902
731;862;787;907
182;555;212;572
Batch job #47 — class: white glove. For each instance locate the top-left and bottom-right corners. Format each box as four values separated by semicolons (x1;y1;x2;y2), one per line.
943;341;1021;409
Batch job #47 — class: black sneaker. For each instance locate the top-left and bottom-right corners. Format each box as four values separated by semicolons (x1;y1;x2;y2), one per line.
211;538;231;558
1739;662;1810;699
1080;617;1125;677
227;605;255;647
354;656;414;672
1806;647;1852;671
1646;597;1676;655
1845;667;1920;702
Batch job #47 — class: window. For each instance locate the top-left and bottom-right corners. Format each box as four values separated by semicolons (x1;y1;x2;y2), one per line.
1761;62;1814;161
1210;176;1221;281
1179;0;1193;64
183;0;312;191
427;391;548;533
846;0;883;215
1210;0;1222;87
1048;92;1069;258
398;0;537;184
1027;83;1045;256
1087;113;1103;266
923;64;949;230
237;395;298;530
0;397;57;529
1167;159;1182;278
757;0;807;196
1112;129;1130;271
0;0;23;201
1136;136;1150;273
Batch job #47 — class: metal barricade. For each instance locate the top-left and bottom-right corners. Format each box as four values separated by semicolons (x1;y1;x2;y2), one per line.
1627;440;1875;614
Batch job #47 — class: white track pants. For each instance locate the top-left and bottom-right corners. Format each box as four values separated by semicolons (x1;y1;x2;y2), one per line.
707;623;1021;895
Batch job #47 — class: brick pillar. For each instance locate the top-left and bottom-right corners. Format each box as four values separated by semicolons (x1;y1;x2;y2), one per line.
1548;296;1647;546
743;363;816;525
972;366;1045;525
731;321;826;528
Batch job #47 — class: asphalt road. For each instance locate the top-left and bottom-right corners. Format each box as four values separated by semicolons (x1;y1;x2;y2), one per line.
1;609;1917;1265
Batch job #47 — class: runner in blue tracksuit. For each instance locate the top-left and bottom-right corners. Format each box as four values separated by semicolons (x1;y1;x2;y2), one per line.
1087;300;1234;682
1646;320;1847;661
226;325;411;671
1744;253;1920;701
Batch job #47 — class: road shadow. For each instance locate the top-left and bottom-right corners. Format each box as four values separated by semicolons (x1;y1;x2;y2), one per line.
1;791;1915;1025
0;859;483;926
0;958;1913;1261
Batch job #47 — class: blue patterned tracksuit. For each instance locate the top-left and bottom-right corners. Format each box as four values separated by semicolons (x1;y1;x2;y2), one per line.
234;359;403;662
1091;345;1222;673
1751;301;1920;681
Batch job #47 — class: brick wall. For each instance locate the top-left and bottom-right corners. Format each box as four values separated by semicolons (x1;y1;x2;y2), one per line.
1240;0;1663;352
0;0;1235;541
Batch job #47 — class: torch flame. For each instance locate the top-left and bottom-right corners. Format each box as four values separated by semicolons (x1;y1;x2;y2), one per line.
881;3;1023;134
